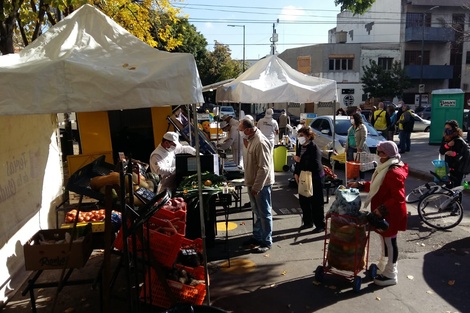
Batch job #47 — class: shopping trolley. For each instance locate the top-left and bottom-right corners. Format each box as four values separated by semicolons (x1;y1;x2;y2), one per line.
314;213;377;292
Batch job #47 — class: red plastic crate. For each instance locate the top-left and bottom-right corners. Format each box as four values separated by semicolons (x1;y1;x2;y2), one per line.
153;206;187;224
140;267;206;309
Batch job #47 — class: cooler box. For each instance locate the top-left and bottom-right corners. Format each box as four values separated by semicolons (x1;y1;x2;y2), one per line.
273;145;288;172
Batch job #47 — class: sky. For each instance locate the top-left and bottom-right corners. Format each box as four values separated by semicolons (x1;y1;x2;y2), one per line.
173;0;341;61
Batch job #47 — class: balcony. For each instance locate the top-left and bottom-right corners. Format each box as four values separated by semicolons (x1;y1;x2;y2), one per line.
405;27;455;43
404;65;454;80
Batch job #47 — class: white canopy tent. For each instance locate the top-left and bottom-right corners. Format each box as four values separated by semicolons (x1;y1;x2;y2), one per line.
0;4;203;115
0;4;212;306
215;55;337;104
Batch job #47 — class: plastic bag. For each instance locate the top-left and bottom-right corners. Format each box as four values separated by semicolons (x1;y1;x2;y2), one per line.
432;156;449;183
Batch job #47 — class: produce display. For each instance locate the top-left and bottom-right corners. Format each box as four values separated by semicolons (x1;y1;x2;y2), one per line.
177;171;228;195
64;209;121;223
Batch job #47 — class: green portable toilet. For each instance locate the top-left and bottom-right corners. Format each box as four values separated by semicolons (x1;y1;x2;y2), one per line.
429;89;464;144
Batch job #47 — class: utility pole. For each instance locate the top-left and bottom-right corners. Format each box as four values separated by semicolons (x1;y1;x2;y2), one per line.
270;19;279;55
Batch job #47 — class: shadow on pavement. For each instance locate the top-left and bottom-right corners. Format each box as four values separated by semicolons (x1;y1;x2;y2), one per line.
423;236;470;312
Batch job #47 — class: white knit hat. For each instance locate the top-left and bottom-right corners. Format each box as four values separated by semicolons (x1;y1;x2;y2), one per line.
163;131;179;142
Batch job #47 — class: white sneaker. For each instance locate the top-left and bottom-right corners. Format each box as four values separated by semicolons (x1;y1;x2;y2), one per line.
374;274;397;286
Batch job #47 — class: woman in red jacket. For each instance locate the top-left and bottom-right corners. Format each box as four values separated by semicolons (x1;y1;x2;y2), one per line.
349;141;408;286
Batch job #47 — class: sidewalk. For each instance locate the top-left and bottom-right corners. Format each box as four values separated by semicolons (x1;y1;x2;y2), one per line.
399;132;440;181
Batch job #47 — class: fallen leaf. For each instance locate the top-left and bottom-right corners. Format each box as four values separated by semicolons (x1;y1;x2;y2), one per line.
376;296;381;301
448;280;455;286
281;270;287;275
64;307;75;313
426;290;434;294
270;284;276;288
128;67;136;70
420;243;425;247
122;63;129;67
312;280;321;286
407;275;414;280
264;253;270;257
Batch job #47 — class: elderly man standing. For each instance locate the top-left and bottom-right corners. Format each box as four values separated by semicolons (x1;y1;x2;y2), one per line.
239;118;275;253
278;109;290;140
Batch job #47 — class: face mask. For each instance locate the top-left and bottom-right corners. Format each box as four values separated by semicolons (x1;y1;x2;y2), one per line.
298;136;307;145
445;129;453;135
239;130;248;139
167;145;176;152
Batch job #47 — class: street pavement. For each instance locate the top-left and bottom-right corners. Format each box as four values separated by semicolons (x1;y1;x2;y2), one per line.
3;132;470;313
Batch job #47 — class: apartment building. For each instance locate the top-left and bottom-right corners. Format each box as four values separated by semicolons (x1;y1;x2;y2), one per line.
278;0;470;108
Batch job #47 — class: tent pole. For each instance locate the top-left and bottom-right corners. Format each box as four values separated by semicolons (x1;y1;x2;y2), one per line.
191;102;211;304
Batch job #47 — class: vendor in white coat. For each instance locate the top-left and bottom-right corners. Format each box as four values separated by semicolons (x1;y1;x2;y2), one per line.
218;120;242;167
149;131;196;193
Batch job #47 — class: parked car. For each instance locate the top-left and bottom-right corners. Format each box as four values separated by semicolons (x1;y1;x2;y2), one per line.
309;115;386;161
419;106;431;120
411;113;431;132
218;105;236;118
255;109;300;126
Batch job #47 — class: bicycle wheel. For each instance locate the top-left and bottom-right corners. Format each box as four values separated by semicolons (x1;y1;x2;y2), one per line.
406;182;440;204
417;192;464;230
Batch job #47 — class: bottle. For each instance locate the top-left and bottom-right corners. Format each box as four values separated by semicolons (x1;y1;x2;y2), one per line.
463;181;469;190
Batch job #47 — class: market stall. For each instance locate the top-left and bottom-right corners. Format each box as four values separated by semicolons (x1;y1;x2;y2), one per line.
0;4;219;311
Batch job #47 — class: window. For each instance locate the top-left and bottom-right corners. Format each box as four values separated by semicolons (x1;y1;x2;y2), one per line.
404;50;430;66
466;51;470;65
406;13;431;28
378;58;394;70
329;58;353;70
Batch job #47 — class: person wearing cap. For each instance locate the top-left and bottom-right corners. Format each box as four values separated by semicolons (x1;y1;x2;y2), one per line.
348;141;408;286
222;114;239;129
217;119;242;166
149;131;196;193
239;118;275;253
278;109;290;140
257;108;279;147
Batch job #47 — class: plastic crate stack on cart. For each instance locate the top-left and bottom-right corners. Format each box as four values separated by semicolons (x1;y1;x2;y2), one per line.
113;188;208;310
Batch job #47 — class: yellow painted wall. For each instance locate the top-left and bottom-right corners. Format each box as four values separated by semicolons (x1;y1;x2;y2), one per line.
77;112;113;155
151;107;173;147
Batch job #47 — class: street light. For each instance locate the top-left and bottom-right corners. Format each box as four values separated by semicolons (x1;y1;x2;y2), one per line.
227;24;245;72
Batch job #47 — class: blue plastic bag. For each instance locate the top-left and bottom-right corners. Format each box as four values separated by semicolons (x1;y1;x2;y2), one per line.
432;158;449;183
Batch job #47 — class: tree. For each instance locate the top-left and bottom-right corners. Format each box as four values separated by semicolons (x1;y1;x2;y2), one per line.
157;16;208;72
0;0;182;55
198;41;242;86
361;60;412;100
334;0;376;15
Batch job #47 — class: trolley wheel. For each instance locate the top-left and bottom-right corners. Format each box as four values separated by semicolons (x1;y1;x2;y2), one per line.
369;263;378;279
314;265;324;282
353;276;362;292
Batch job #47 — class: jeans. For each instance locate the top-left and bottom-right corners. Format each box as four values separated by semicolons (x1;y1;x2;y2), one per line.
398;130;411;152
247;185;273;247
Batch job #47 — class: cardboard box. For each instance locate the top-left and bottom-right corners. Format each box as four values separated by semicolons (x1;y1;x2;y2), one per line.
23;228;93;271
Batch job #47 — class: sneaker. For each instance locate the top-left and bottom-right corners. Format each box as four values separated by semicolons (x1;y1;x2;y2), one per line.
298;224;313;231
242;238;260;248
374;274;397;286
254;245;271;253
312;227;325;234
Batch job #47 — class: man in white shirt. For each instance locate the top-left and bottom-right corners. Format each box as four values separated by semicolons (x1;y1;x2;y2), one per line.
257;108;279;148
149;131;196;193
217;120;242;166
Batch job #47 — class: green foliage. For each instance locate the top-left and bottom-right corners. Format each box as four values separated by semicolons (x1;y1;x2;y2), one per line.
361;60;412;100
198;41;242;86
334;0;376;15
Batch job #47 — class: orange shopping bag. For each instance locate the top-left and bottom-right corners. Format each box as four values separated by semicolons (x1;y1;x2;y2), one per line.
346;161;360;179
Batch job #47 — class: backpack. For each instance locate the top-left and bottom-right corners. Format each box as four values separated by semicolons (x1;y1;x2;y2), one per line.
457;138;470;174
403;110;414;132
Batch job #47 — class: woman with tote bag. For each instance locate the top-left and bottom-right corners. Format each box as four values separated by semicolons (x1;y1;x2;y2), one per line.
293;127;326;233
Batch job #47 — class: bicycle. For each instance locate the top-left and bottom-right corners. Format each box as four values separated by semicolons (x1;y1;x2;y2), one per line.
406;171;465;230
405;171;449;204
417;185;464;230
